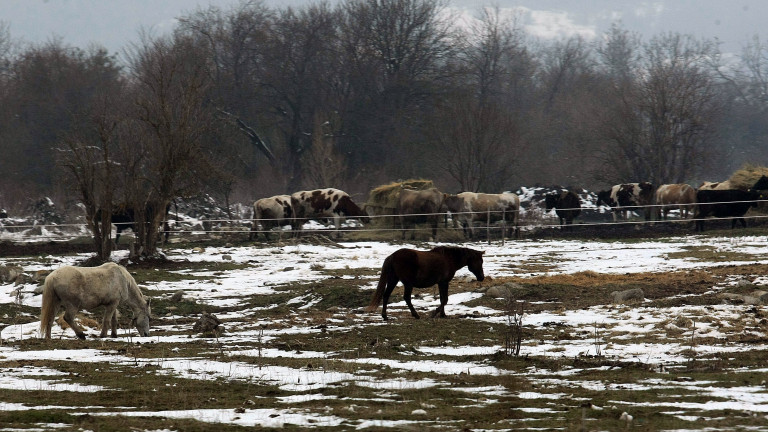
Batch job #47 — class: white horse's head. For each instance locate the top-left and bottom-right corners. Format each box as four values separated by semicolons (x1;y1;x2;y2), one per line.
132;297;151;337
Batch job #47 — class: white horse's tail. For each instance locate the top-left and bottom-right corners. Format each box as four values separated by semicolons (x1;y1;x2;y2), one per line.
39;276;59;339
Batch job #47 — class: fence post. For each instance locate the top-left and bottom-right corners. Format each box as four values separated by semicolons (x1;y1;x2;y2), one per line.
487;208;491;245
502;208;506;246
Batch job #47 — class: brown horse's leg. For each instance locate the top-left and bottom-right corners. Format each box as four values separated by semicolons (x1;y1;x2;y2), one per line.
403;285;420;319
431;282;449;318
63;306;86;340
381;279;399;320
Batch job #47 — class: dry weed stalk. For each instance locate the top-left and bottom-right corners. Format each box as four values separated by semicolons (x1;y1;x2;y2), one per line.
687;320;697;368
504;297;524;356
593;322;602;357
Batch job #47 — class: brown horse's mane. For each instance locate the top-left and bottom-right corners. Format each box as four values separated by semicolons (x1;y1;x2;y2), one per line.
430;245;472;256
430;246;481;267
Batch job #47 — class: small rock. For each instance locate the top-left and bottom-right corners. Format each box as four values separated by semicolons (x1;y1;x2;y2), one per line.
752;290;768;303
193;311;224;335
611;288;644;304
484;282;524;300
411;409;427;415
222;254;233;261
14;273;34;286
170;290;185;302
33;270;50;282
0;265;23;283
718;293;746;304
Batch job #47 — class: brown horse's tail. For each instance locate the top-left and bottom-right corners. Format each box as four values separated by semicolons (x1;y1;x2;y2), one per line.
367;256;392;312
39;276;59;339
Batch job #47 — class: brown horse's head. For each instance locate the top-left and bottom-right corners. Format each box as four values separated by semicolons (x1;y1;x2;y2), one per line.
467;249;485;282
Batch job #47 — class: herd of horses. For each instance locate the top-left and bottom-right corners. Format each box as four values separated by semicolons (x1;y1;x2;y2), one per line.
250;187;523;242
38;176;768;340
92;176;768;247
595;177;768;231
249;177;768;240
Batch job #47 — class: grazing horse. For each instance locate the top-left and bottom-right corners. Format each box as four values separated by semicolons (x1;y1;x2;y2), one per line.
694;189;762;232
95;201;173;244
544;190;581;225
250;195;294;241
396;188;445;241
597;183;655;221
40;262;151;340
453;192;519;239
291;188;369;236
368;246;485;320
654;184;696;220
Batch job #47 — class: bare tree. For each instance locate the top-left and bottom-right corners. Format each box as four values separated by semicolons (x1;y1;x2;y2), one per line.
58;99;121;261
303;111;346;188
429;6;531;192
596;32;722;184
43;46;124;260
464;6;531;106
430;92;521;192
259;4;340;191
713;35;768;173
126;32;217;258
522;36;600;187
539;36;594;110
338;0;456;180
596;23;640;86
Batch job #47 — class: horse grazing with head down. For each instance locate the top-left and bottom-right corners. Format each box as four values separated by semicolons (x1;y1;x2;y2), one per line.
40;262;151;340
368;246;485;320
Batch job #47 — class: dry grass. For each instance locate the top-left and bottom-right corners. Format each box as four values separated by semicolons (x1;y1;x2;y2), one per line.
728;163;768;190
8;243;768;430
364;178;436;214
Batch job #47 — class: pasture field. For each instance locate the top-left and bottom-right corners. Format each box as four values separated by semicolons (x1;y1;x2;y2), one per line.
2;231;768;431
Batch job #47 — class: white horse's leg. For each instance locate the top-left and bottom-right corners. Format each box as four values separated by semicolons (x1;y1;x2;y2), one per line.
110;308;119;337
63;305;86;340
101;304;117;337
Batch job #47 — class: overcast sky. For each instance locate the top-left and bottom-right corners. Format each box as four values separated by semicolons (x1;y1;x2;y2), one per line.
1;0;766;57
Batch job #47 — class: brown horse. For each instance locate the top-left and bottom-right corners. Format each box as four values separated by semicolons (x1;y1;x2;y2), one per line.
368;246;485;320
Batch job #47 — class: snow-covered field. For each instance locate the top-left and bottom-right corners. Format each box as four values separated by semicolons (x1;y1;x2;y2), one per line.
2;233;768;430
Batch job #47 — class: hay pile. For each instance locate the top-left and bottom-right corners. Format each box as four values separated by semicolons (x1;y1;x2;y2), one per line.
728;164;768;190
364;179;435;216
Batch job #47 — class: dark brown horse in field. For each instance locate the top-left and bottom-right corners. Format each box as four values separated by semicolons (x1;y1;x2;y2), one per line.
368;246;485;320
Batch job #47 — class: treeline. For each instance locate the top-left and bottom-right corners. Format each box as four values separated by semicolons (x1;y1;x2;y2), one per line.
1;0;768;214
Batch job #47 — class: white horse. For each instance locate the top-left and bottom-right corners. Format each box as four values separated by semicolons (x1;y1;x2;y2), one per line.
40;262;151;339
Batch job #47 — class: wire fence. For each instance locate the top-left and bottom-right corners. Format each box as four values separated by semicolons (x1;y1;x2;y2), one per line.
2;197;768;244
